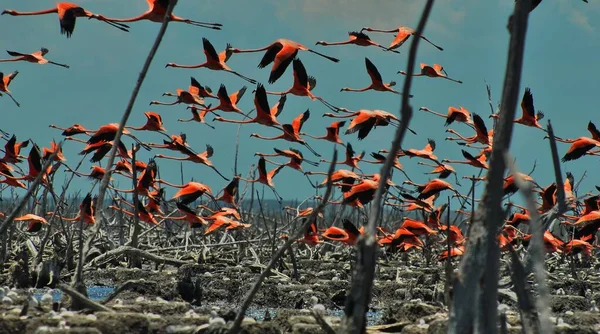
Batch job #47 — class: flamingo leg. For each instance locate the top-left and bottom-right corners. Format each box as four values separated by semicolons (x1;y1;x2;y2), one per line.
307;49;340;63
226;70;257;84
48;61;70;68
210;166;230;181
2;92;20;107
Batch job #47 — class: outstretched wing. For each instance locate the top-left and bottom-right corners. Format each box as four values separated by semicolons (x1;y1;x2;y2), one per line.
292;58;309;88
365;57;383;84
202;38;220;62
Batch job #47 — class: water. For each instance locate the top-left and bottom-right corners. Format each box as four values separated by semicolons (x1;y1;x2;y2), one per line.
31;286;383;326
32;285;115;303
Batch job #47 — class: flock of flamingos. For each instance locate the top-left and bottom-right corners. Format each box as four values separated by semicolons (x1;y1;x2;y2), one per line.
0;1;598;263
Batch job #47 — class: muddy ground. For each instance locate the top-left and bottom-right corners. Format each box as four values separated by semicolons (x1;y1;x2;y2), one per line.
1;249;600;333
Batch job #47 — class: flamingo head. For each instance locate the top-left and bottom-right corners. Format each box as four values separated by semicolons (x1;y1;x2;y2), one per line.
315;41;327;46
2;10;17;15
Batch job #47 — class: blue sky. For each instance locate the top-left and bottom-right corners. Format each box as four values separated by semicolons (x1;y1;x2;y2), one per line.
0;0;598;206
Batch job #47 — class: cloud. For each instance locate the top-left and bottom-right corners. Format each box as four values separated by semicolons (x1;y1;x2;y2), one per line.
568;9;594;32
269;0;469;38
557;0;596;32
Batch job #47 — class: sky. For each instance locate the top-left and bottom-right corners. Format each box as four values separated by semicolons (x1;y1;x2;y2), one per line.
0;0;598;208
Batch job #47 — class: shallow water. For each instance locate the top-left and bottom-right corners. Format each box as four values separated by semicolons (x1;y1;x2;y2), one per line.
32;286;383;326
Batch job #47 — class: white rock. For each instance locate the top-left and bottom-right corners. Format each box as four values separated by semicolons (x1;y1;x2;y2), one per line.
155;297;168;303
565;311;574;316
497;304;510;312
312;304;326;312
41;294;53;305
6;291;18;299
0;287;5;298
305;289;314;294
135;296;145;303
2;296;13;305
242;317;256;324
310;296;319;305
86;314;97;321
209;317;226;326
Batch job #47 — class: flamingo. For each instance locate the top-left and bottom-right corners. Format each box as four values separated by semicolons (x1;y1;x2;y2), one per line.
250;109;321;157
87;123;148;149
446;114;492;146
0;71;20;107
442;149;489;169
90;0;222;29
361;26;443;51
180;106;216;129
213;83;285;129
398;63;462;84
417;161;459;184
239;156;285;202
402;138;439;163
324;109;416;140
319;142;363;171
216;176;240;206
205;84;248;115
166;38;256;84
419;106;473;127
0;48;69;68
340;58;407;96
228;38;339;84
153;77;215;106
359;151;412;181
261;58;340;112
256;148;320;172
49;124;91;137
155;179;214;205
2;3;130;38
155;143;229;181
316;31;399;53
403;179;462;200
304;168;361;193
125;111;169;138
300;121;346;146
560;137;600;162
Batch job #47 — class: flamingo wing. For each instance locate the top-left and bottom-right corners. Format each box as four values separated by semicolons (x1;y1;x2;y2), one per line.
231;86;247;104
217;84;233;105
202;38;220;62
292;58;309;88
258;42;283;68
472;113;489;138
292;109;310;133
365;57;383;84
520;87;535;119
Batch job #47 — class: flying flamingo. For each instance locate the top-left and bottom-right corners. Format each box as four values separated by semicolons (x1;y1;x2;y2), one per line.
90;0;222;29
403;178;462;200
149;89;206;107
359;151;411;180
360;26;443;51
205;84;248;115
2;135;30;164
340;58;406;95
558;137;600;162
494;87;545;131
417;161;460;184
180;106;216;129
0;71;20;107
323;109;412;141
442;149;489;169
153;77;215;106
316;31;399;53
49;124;91;137
300;121;345;146
261;58;340;112
155;179;214;205
304;168;361;193
402;138;439;163
228;38;339;84
446;114;492;146
1;3;130;38
147;133;192;153
239;156;285;202
166;38;256;84
0;48;69;68
155;143;229;181
419;106;473;127
398;63;462;84
125;111;169;138
213;83;285;129
319;142;364;171
216;176;240;206
87;123;148;150
42;140;66;162
250;109;321;157
256;148;319;172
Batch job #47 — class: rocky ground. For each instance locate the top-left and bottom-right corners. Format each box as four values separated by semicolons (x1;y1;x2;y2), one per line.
1;250;600;333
